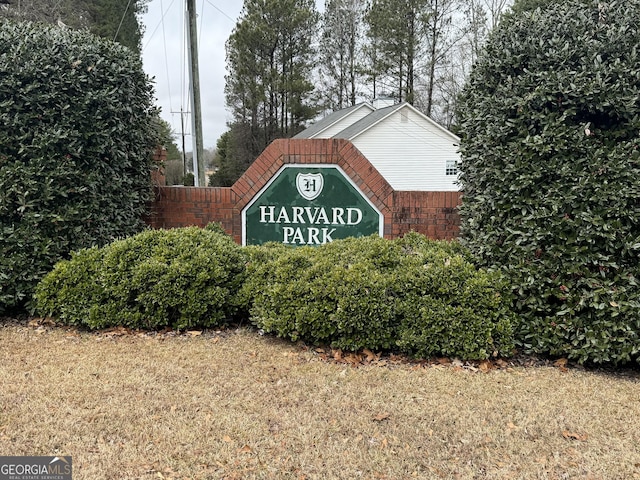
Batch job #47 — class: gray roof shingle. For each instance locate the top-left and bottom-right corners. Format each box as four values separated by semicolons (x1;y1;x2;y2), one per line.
293;102;373;139
331;103;404;139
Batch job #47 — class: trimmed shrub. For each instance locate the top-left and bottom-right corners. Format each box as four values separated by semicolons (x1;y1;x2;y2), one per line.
243;234;516;359
457;1;640;363
0;21;157;312
35;227;248;330
396;253;515;360
243;237;404;351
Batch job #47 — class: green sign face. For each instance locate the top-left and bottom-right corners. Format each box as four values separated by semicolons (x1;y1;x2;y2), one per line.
242;165;383;246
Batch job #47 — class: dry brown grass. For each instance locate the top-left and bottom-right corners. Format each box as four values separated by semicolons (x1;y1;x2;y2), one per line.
1;321;639;480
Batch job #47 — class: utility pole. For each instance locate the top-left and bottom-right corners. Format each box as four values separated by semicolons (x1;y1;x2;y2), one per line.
186;0;205;186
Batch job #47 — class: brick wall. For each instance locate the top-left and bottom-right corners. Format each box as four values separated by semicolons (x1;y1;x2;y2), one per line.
148;186;237;237
147;139;461;242
391;191;461;239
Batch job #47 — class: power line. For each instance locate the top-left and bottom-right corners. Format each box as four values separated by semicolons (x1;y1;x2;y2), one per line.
199;0;205;45
142;0;177;52
114;0;134;42
204;0;234;22
160;0;174;115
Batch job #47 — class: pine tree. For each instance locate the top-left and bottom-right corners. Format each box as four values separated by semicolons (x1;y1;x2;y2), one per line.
318;0;366;111
364;0;430;104
223;0;320;183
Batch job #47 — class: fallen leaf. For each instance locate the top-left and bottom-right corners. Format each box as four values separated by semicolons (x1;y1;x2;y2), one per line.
554;358;569;372
238;444;253;453
188;330;202;336
362;348;377;362
478;360;492;373
562;430;588;441
554;358;568;367
451;358;464;367
345;353;361;364
506;421;521;434
222;435;233;443
373;412;390;422
28;318;43;327
495;359;508;368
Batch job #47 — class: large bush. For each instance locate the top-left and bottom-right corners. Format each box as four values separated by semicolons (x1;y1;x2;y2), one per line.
0;21;157;312
35;227;248;330
243;234;515;359
395;235;515;360
457;1;640;363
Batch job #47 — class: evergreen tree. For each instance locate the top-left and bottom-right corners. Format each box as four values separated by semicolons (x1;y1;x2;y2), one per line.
85;0;148;55
224;0;320;181
318;0;366;111
364;0;430;104
208;124;256;187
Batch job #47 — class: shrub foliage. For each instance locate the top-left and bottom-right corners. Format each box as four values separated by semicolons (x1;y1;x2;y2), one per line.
36;227;248;330
457;1;640;363
243;234;515;359
0;22;157;312
37;230;514;359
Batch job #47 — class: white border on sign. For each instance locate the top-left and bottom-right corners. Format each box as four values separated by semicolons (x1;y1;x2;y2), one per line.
241;164;385;246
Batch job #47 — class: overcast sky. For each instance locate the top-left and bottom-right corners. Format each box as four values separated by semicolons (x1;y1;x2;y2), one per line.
141;0;324;150
141;0;243;149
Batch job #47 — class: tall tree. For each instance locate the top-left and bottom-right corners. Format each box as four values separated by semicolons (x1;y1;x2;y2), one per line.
418;0;467;117
364;0;430;104
420;0;513;127
362;0;512;124
224;0;319;180
85;0;148;54
208;125;255;187
317;0;366;112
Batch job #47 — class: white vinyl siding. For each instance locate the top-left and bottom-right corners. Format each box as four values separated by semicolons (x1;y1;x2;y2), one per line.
350;107;460;191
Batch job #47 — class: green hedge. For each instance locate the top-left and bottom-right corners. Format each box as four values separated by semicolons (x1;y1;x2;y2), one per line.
37;230;516;360
35;227;248;330
243;234;516;359
457;0;640;364
0;21;157;312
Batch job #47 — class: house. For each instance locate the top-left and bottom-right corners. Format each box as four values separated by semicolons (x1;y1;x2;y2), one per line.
294;99;461;191
149;99;462;243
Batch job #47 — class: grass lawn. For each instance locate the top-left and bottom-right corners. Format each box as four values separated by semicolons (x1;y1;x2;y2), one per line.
1;320;639;480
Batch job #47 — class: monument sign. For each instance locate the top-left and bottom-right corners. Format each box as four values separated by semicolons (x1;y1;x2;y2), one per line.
242;165;383;246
